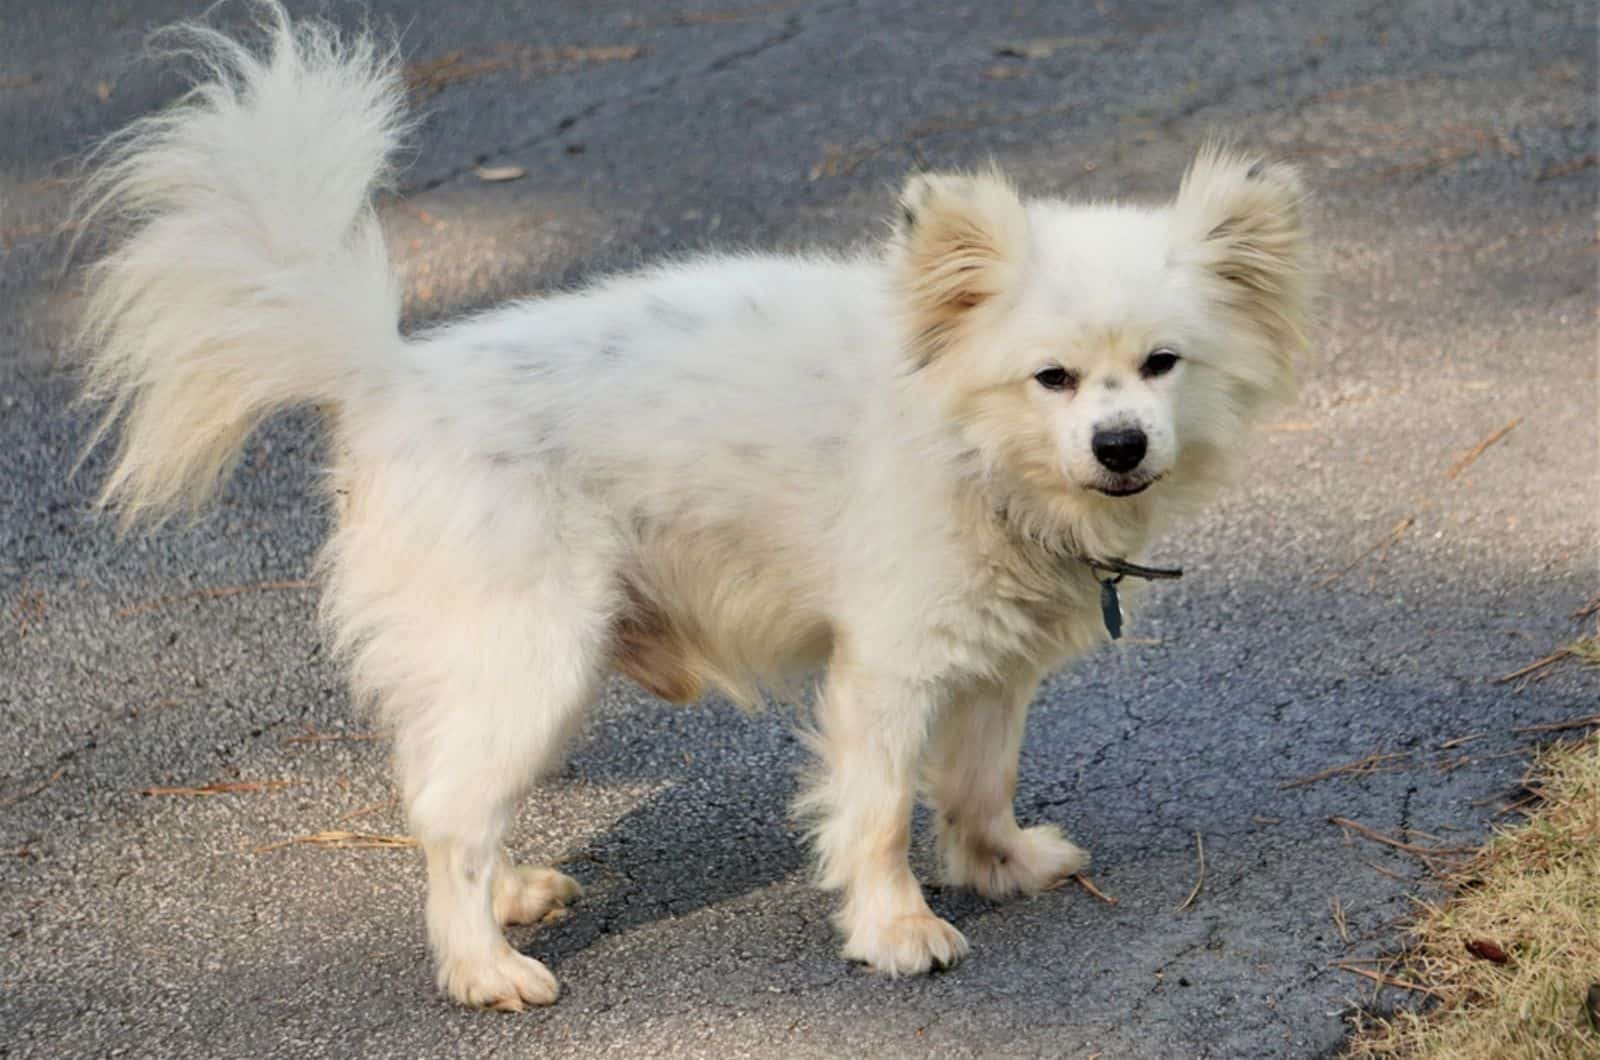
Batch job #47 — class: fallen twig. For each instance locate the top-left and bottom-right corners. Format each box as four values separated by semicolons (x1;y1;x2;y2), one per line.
1316;516;1414;588
1444;417;1521;480
117;579;312;617
255;829;417;853
1073;874;1119;905
141;779;292;797
624;4;796;27
1279;750;1412;790
1495;648;1573;685
285;727;381;745
1333;961;1447;1000
1491;793;1542;818
334;798;400;823
0;767;65;809
404;44;642;100
1536;152;1597;181
1437;732;1488;750
1329;896;1351;944
1329;816;1473;870
1361;858;1410;882
1174;833;1205;912
1573;594;1600;621
1433;747;1537;774
1510;713;1600;735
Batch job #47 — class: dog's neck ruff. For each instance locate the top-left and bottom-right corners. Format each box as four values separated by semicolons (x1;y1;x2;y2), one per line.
985;494;1183;639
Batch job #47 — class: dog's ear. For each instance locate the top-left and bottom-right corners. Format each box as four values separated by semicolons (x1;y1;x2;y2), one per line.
891;169;1029;368
1172;146;1313;400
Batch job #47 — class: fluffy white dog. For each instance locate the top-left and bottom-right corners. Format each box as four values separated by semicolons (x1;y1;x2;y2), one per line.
77;4;1312;1010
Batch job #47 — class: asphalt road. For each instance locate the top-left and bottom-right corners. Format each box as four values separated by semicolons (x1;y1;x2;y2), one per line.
2;1;1596;1057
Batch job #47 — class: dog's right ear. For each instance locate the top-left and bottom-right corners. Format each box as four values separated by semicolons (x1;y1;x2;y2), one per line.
1170;147;1313;404
891;170;1029;369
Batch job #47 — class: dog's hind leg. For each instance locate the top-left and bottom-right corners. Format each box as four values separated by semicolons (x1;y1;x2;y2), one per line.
926;674;1088;899
798;663;968;976
386;583;612;1011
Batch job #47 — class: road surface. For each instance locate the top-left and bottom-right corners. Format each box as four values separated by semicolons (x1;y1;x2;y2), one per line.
2;1;1596;1056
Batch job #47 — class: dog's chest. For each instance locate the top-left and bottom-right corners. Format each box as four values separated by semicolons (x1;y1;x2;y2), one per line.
952;555;1115;671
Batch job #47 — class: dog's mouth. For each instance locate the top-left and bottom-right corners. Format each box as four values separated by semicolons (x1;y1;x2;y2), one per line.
1088;474;1163;498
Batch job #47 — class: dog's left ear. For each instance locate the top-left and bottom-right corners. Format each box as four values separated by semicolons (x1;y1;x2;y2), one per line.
1172;147;1313;400
891;170;1030;368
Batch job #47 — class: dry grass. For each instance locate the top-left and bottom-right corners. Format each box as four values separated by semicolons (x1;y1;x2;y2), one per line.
254;829;417;853
1072;874;1119;905
1316;516;1415;588
1344;736;1600;1058
1497;634;1600;687
1443;417;1521;481
403;44;642;101
140;779;292;797
1174;832;1206;912
0;767;65;809
1281;749;1413;789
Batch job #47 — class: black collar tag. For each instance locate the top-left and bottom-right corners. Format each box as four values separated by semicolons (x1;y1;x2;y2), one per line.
1099;577;1125;639
1084;557;1183;640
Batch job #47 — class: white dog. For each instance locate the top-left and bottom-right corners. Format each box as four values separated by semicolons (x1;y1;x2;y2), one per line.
77;4;1312;1010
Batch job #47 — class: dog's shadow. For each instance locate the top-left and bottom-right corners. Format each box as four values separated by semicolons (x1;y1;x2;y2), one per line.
516;687;994;964
520;692;811;961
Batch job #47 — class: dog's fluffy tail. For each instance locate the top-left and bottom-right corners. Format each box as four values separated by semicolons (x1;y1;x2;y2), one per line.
77;2;407;525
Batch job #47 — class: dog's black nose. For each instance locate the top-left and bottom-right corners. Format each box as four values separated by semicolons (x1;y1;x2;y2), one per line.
1092;427;1147;473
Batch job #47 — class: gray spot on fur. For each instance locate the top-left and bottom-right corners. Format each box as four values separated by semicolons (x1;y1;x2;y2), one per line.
597;331;628;362
647;297;702;332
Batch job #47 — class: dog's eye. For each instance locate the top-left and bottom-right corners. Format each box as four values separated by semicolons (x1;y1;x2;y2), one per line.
1033;366;1078;391
1140;349;1181;378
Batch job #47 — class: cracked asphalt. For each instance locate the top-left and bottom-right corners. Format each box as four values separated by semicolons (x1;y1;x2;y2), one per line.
2;1;1596;1056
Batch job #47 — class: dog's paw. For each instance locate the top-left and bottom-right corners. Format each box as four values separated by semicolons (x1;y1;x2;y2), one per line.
493;865;582;927
438;945;560;1011
842;913;969;976
942;823;1089;900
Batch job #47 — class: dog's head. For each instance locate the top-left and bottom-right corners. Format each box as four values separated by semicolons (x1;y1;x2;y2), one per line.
890;147;1313;549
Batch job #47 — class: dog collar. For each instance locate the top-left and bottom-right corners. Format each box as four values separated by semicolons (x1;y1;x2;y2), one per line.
1081;557;1183;640
989;501;1183;639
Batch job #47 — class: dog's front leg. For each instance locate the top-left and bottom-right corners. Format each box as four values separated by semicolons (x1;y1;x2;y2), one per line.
927;673;1088;899
800;664;967;975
